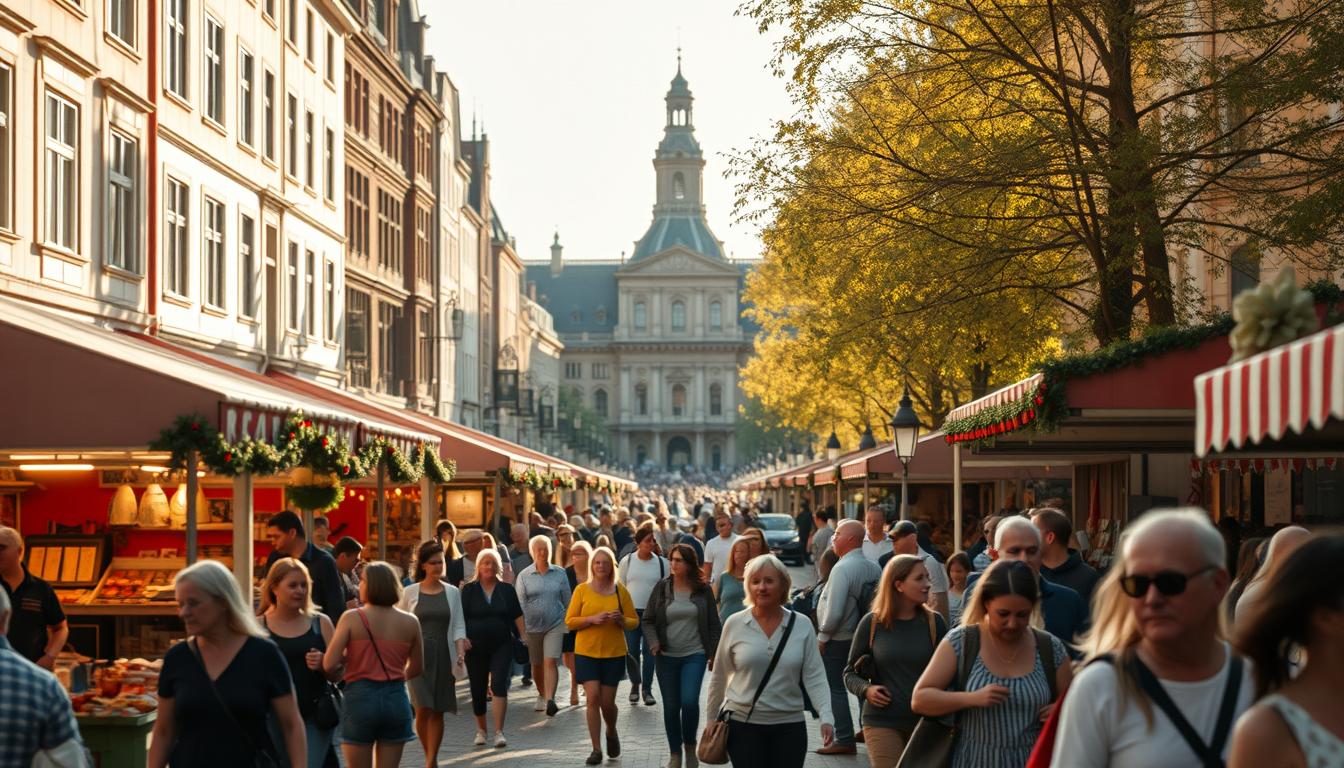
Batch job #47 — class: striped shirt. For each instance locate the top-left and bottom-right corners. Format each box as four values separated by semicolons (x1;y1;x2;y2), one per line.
0;636;82;768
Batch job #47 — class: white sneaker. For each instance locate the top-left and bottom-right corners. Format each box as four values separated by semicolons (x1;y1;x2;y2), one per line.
473;730;486;746
494;731;507;748
534;695;547;711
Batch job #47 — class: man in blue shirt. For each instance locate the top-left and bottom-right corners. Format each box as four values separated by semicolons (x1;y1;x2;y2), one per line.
0;587;83;767
265;510;346;626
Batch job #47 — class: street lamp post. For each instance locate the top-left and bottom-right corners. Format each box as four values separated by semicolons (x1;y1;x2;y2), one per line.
825;431;841;461
889;387;922;521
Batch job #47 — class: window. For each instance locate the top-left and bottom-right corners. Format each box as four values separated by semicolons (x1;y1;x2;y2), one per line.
166;0;188;98
1230;243;1261;298
164;177;189;296
417;308;432;385
673;171;685;200
304;8;314;62
0;64;10;231
371;0;386;36
203;16;224;123
239;50;254;146
345;65;369;136
379;97;402;161
635;383;648;415
670;300;686;331
324;259;335;340
415;205;430;279
377;301;400;394
286;94;297;176
377;190;401;272
595;306;607;324
325;32;334;82
323;127;334;201
671;384;686;416
709;300;722;330
305;249;316;334
633;301;647;331
345;288;370;387
709;383;723;416
592;363;609;379
44;93;78;250
711;444;722;471
107;132;137;271
203;196;225;308
345;166;369;258
263;70;276;160
263;0;274;20
304;109;314;187
286;0;297;44
564;362;582;379
594;389;608;417
108;0;135;47
286;242;299;330
239;214;256;316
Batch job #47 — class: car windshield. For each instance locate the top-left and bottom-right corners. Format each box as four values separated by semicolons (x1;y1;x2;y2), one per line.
756;515;796;531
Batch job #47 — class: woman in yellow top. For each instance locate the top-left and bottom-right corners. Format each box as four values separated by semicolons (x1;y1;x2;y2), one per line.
566;546;639;766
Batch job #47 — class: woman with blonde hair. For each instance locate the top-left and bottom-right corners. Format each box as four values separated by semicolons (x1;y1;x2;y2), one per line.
563;540;594;706
844;554;948;767
459;547;524;748
566;546;639;765
260;557;342;768
714;537;752;623
324;562;424;768
150;560;306;768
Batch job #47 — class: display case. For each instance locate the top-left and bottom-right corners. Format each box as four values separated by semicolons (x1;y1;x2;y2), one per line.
22;535;109;607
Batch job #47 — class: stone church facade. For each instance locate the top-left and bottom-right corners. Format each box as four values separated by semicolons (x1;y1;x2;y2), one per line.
525;63;753;471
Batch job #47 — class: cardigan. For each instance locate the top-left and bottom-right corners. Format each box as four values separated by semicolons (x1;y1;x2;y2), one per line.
396;581;467;670
641;577;721;659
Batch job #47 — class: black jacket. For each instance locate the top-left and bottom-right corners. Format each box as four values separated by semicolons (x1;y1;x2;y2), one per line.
1040;550;1101;604
640;577;722;659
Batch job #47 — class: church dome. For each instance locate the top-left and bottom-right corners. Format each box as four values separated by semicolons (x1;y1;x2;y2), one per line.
668;67;691;97
632;214;724;261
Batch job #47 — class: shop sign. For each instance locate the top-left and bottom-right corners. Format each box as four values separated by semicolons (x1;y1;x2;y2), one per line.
220;403;357;446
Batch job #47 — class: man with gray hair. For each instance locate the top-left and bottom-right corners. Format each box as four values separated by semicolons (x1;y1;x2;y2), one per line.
813;519;882;755
0;585;85;766
967;515;1089;650
0;526;68;668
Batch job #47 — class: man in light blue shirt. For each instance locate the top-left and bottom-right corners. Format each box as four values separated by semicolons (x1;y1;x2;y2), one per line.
814;520;882;755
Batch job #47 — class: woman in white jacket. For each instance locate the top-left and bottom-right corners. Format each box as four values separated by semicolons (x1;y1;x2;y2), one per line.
399;540;467;768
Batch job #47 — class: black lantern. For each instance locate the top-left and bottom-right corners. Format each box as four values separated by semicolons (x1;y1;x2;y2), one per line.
889;387;922;520
857;425;877;451
825;431;841;461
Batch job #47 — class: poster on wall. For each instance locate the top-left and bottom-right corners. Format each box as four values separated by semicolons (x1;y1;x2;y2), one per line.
442;489;486;528
1264;468;1292;526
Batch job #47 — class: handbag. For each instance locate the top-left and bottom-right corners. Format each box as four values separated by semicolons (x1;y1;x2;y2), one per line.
894;621;975;768
190;640;281;768
266;615;344;730
697;611;798;765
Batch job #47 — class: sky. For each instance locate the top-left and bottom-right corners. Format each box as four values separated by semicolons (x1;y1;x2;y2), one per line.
425;1;793;264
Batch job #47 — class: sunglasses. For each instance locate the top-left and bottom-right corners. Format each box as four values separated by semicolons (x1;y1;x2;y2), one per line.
1119;565;1217;598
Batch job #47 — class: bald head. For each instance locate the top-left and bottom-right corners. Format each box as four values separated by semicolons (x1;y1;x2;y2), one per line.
833;519;865;556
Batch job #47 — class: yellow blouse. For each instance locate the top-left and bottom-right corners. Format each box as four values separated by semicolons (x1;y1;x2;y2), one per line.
565;582;639;658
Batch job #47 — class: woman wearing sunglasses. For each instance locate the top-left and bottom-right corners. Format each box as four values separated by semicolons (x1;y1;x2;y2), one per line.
1051;509;1254;768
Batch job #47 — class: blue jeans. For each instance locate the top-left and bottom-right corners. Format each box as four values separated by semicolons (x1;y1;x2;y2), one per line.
820;639;856;746
654;652;707;753
267;715;336;768
624;609;656;692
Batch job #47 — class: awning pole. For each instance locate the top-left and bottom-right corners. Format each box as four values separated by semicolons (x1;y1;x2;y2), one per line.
377;462;387;561
953;445;963;552
233;473;254;596
186;451;199;565
419;476;434;543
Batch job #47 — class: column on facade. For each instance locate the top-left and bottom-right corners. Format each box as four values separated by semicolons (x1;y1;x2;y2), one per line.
653;288;664;334
693;366;705;421
619;365;632;421
652;429;664;464
619;432;632;463
652;365;664;419
619;292;631;340
693;288;705;336
725;368;737;420
727;432;737;467
694;431;706;469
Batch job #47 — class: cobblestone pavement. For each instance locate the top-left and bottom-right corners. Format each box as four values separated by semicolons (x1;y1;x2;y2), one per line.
401;564;867;768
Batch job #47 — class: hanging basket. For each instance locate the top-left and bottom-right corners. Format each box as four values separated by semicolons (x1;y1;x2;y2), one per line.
286;481;344;512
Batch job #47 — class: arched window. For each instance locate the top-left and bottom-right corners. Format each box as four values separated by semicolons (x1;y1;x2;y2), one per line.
635;383;648;415
1230;243;1261;298
709;383;722;416
708;300;722;330
593;388;608;417
670;300;686;332
671;384;686;416
673;172;685;200
633;301;647;331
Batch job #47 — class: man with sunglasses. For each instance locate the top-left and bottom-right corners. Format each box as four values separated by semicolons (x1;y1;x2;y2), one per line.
1051;509;1254;768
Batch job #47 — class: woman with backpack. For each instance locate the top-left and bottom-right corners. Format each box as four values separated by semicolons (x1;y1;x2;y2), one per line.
844;555;947;767
911;560;1070;767
618;526;669;706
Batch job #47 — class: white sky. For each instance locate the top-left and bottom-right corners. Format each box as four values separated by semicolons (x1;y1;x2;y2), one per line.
425;1;792;264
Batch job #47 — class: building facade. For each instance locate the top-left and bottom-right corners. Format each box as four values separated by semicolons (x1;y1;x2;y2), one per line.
526;64;754;471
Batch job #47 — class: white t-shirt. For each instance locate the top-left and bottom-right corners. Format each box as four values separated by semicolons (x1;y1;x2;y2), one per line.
860;535;890;562
1051;644;1255;768
703;534;739;584
618;552;669;609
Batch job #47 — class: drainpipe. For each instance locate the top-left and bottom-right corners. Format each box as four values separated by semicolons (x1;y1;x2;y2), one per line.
145;0;159;334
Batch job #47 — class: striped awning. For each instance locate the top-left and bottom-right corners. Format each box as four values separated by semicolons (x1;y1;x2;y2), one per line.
1194;324;1343;457
944;373;1044;423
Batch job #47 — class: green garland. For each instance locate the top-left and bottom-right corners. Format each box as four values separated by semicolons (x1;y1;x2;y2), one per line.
415;445;457;484
285;482;345;512
276;414;364;482
359;439;423;484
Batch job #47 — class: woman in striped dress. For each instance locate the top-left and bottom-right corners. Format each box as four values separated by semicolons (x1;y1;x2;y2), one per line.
911;560;1071;768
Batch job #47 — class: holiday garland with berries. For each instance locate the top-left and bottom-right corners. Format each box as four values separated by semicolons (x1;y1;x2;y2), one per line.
498;466;580;491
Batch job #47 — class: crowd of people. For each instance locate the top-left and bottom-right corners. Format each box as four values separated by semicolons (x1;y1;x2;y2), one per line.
0;495;1339;768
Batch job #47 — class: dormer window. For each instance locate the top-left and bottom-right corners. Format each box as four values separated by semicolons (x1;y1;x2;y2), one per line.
595;306;607;324
571;308;582;323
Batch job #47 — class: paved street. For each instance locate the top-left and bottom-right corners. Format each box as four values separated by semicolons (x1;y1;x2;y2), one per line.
404;564;864;768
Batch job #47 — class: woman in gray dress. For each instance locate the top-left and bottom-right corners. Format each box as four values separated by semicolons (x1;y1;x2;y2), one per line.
399;540;467;767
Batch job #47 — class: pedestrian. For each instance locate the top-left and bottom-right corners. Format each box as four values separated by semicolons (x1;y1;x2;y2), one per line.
508;524;534;574
516;535;572;717
333;535;364;611
1223;536;1266;623
1031;508;1101;604
713;537;752;624
0;526;68;668
705;554;835;768
739;527;767;562
810;507;836;575
150;560;306;768
796;499;815;563
1232;525;1310;634
620;526;670;705
566;546;639;766
398;541;467;768
965;516;1089;650
946;551;972;626
1051;509;1253;768
1229;534;1344;768
861;507;890;562
845;554;948;767
814;519;883;755
435;521;462;562
480;532;516;584
915;521;946;563
702;512;740;584
459;548;524;748
312;517;334;553
260;558;341;768
323;561;422;768
880;521;951;621
556;524;578;567
912;559;1071;767
564;540;593;707
265;511;347;626
642;543;722;768
0;586;85;767
973;516;1002;571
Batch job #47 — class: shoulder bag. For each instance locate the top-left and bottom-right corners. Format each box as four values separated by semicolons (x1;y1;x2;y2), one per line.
848;613;880;681
894;624;977;768
1133;653;1243;768
697;610;798;765
189;639;281;768
308;617;344;730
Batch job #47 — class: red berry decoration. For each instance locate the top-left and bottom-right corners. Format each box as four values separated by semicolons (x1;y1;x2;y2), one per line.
289;432;296;440
224;452;232;462
322;437;329;447
191;422;200;430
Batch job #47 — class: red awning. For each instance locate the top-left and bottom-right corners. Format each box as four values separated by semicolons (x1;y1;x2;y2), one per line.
944;373;1044;425
1194;324;1344;457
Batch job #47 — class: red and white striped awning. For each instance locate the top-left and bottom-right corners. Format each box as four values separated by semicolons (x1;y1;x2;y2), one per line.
944;373;1044;423
1194;324;1344;457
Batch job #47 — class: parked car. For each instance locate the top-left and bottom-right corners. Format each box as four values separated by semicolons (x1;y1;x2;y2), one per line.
755;513;805;566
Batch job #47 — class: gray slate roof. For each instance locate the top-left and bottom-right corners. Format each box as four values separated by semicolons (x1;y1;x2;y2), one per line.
525;263;621;335
632;214;724;261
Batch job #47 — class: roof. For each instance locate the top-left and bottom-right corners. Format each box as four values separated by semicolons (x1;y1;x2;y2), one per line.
490;204;510;244
658;130;701;158
632;214;724;261
525;262;621;334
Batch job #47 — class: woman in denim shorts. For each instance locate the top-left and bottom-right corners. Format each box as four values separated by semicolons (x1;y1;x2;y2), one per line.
565;546;639;765
324;562;424;768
